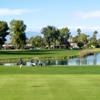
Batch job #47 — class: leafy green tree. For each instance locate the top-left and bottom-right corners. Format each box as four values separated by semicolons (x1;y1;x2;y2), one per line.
0;21;9;48
41;26;59;49
80;34;88;44
29;36;45;48
72;33;88;49
10;20;27;49
87;40;99;48
41;26;52;48
52;29;60;49
97;39;100;44
77;41;84;49
58;35;64;48
72;36;79;43
59;27;71;48
87;31;98;48
72;28;82;43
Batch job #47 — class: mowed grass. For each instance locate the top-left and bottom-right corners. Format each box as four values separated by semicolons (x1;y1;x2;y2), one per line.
0;74;100;100
1;65;100;74
1;48;100;60
0;66;100;100
0;49;80;59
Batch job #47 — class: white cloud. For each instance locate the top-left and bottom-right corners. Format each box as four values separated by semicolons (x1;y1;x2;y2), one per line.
75;10;100;19
0;8;42;16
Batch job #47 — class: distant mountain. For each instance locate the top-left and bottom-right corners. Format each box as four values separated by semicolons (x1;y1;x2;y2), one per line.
5;31;43;43
26;31;43;39
5;30;100;43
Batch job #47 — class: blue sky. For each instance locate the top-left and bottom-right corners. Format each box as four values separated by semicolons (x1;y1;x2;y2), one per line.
1;0;100;36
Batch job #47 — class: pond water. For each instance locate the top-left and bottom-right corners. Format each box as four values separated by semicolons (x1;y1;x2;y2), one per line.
1;53;100;66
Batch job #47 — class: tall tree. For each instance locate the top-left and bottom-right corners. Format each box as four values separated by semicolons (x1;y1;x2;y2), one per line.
59;27;71;48
72;36;79;43
80;34;88;44
77;28;81;37
10;20;27;49
52;28;60;49
93;30;98;41
29;36;45;48
41;25;59;49
0;21;9;48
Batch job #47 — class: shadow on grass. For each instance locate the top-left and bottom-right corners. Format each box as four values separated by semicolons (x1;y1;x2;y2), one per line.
32;85;44;88
0;50;56;55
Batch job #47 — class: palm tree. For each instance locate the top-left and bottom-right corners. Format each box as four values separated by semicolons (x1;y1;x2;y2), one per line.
77;28;81;37
93;30;98;41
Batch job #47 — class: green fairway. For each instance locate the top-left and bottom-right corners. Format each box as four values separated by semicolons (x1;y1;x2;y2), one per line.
0;66;100;100
0;66;100;74
1;48;100;64
0;74;100;100
0;49;80;60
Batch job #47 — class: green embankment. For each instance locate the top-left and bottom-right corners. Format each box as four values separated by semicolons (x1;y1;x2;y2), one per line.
0;48;100;61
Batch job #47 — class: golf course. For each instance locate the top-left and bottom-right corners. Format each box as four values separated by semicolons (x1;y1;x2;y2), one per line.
0;0;100;100
0;66;100;100
0;49;100;100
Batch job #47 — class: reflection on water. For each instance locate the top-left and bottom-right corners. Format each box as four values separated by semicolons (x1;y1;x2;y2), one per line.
67;53;99;65
1;53;100;66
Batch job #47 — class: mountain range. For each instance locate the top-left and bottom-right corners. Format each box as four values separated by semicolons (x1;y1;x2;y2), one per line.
6;31;43;43
5;30;100;43
26;31;43;38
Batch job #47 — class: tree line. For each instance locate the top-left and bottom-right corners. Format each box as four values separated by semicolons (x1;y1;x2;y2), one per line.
0;20;100;49
0;20;26;49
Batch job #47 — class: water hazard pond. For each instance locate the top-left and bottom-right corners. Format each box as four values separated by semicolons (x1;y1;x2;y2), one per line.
1;53;100;66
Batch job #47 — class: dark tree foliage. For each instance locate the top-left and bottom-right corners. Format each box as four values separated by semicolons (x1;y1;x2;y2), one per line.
0;21;9;48
10;20;27;49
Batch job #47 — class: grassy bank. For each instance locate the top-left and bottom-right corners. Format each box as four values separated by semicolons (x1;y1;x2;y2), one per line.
0;48;100;62
0;49;80;62
0;49;80;59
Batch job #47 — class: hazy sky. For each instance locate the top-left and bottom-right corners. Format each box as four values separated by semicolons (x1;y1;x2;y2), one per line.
1;0;100;34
